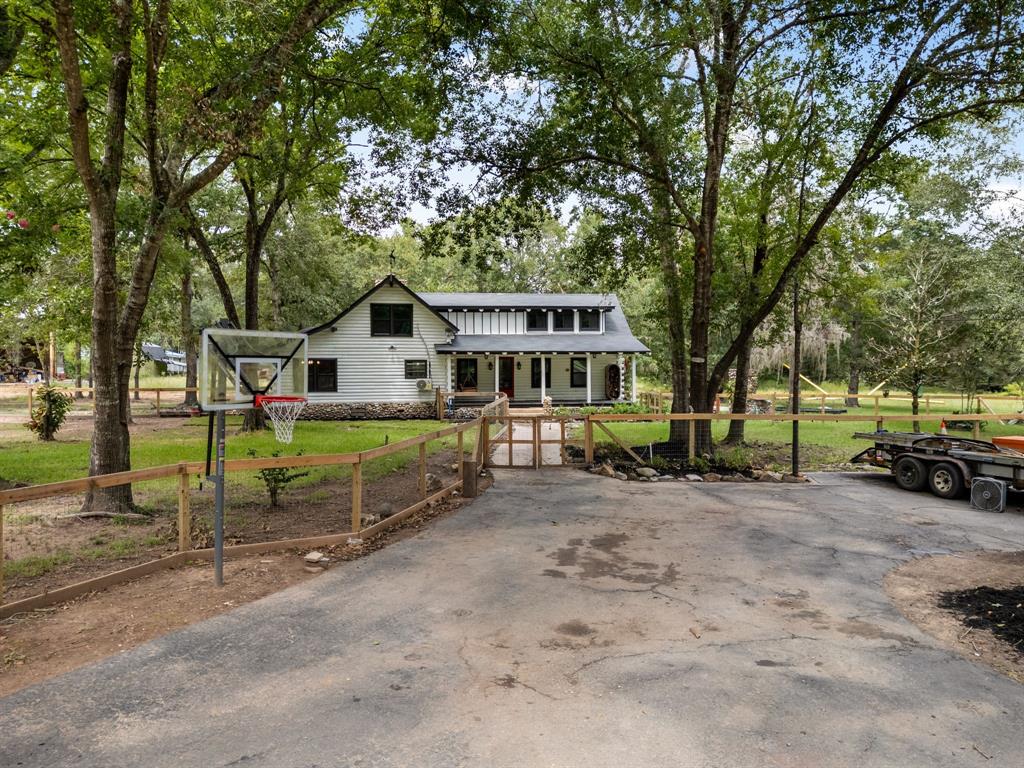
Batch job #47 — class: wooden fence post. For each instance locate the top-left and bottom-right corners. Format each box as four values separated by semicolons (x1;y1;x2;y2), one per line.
533;417;540;468
688;415;696;459
481;417;490;467
972;418;981;440
584;416;594;464
559;419;567;465
873;396;880;417
177;464;191;552
351;461;362;533
1;502;4;604
418;442;427;499
27;386;32;419
457;429;464;464
155;389;161;416
462;459;478;497
507;416;513;466
819;394;826;414
925;396;931;415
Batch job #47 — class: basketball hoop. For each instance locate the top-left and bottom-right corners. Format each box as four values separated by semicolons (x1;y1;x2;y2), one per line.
255;395;307;444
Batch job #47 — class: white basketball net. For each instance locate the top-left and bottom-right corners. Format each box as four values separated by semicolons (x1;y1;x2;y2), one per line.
260;399;306;444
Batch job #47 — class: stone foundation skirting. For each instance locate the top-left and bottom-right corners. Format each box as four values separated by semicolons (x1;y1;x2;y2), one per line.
300;401;437;420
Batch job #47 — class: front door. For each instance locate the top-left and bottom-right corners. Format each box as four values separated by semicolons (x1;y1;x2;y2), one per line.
498;356;515;398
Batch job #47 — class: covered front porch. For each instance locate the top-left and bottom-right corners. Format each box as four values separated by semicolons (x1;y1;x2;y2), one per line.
441;352;638;405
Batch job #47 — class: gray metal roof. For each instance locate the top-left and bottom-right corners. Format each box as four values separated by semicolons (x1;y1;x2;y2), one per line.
434;305;649;354
418;291;617;310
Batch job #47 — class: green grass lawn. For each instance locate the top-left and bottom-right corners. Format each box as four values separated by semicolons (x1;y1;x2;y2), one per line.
591;396;1024;468
0;416;476;489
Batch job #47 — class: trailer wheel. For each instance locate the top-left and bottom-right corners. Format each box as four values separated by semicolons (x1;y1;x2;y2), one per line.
928;462;964;499
893;456;928;491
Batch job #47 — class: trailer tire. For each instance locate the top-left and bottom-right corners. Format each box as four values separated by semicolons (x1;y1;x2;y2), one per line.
893;456;928;492
928;462;964;499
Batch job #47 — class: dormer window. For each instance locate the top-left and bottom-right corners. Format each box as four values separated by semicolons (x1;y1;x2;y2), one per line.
526;309;547;332
579;309;600;331
552;311;573;332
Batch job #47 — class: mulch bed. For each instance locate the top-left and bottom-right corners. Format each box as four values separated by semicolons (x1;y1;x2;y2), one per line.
938;585;1024;656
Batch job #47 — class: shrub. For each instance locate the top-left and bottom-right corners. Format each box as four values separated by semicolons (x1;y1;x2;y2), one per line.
246;449;310;507
26;384;73;441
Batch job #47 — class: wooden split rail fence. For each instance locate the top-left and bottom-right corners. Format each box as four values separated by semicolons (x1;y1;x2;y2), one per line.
638;390;1024;417
2;384;200;418
471;410;1015;470
0;419;482;618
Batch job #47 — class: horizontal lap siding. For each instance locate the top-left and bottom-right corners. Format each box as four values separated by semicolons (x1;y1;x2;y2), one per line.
306;285;450;403
460;354;620;401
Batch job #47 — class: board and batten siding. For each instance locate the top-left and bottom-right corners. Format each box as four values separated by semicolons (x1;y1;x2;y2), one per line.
443;310;526;334
306;285;451;403
441;309;603;335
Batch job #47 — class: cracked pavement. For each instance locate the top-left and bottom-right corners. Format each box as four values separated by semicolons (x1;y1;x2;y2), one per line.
2;471;1024;767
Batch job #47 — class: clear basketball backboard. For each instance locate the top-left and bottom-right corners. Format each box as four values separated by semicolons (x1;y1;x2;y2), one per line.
199;328;308;411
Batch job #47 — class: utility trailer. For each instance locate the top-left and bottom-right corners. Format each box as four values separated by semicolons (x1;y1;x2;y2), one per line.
851;431;1024;512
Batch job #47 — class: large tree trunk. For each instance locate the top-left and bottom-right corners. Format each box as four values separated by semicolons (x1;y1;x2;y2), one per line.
181;267;198;406
133;342;142;401
725;197;770;444
725;339;753;444
652;190;690;449
267;247;285;329
912;387;920;434
85;206;133;511
845;318;861;407
74;341;83;398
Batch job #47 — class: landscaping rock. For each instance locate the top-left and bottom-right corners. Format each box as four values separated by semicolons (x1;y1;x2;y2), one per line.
782;473;806;483
304;551;325;564
377;502;394;518
425;473;442;492
684;473;704;482
599;463;616;478
761;471;784;482
636;467;658;478
614;471;628;481
703;472;722;482
360;513;381;527
449;462;460;472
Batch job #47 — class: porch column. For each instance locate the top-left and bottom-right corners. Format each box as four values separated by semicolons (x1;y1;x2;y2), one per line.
586;353;592;404
617;353;625;401
446;356;453;392
631;356;638;402
493;356;499;394
540;355;546;403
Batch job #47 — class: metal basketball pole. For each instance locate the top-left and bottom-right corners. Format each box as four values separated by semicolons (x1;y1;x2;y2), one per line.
214;410;226;586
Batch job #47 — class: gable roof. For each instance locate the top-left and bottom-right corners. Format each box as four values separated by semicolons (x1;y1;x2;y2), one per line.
303;275;459;335
418;292;616;311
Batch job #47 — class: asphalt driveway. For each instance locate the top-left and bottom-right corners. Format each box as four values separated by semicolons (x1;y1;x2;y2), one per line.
2;470;1023;767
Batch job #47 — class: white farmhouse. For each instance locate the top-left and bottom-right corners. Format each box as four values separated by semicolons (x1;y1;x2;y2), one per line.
301;275;649;418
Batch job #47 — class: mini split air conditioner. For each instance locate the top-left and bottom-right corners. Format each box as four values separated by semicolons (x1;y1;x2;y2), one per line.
416;379;432;391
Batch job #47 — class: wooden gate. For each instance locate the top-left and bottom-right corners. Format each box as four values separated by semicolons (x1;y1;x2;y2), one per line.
482;415;586;468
